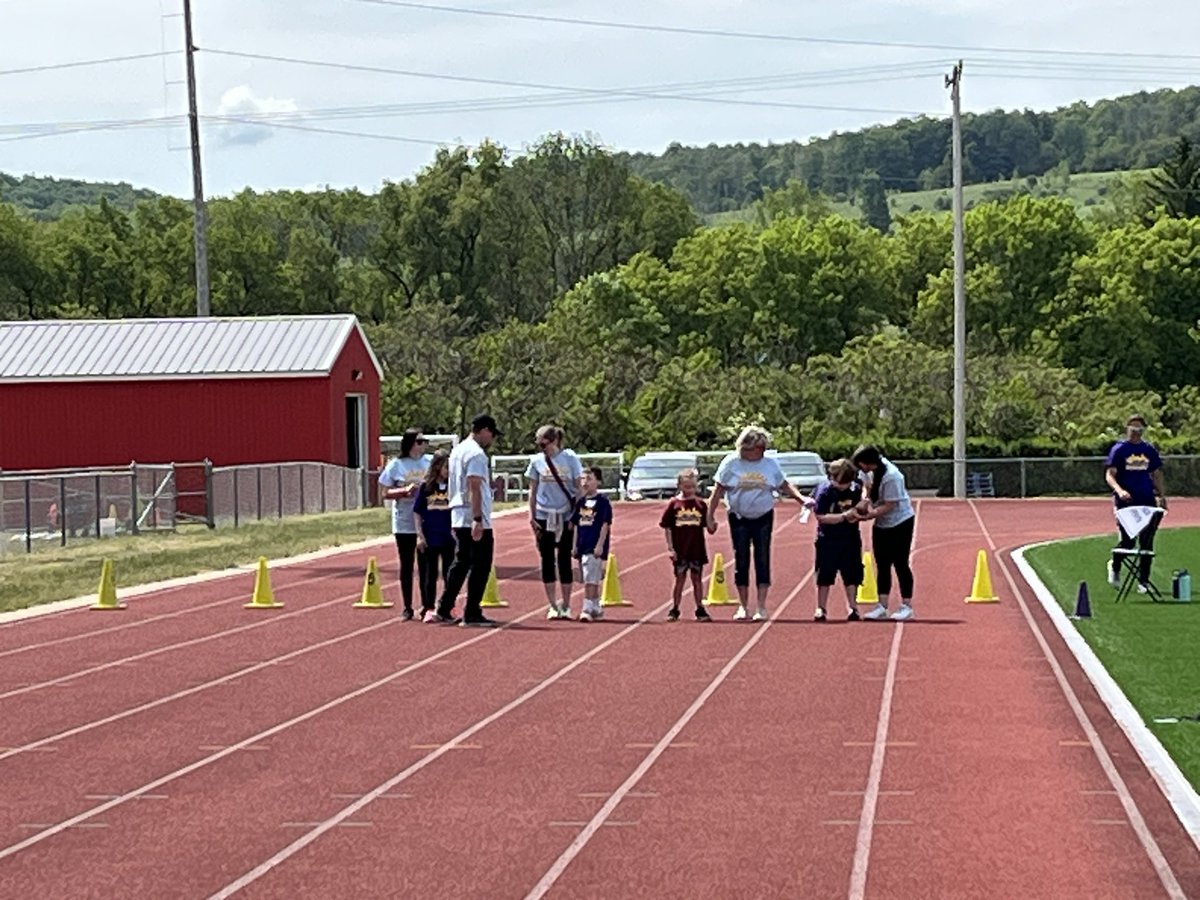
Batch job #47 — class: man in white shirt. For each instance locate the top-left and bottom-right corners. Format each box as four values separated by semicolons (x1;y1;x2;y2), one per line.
434;414;502;626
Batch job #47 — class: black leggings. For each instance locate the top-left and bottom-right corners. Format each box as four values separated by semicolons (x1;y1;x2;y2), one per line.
729;511;774;587
393;533;427;612
536;520;574;584
1114;510;1162;583
873;516;915;600
420;543;454;612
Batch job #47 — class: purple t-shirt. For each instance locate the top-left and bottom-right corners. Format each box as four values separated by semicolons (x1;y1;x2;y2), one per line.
814;480;863;542
413;482;453;548
1105;440;1162;507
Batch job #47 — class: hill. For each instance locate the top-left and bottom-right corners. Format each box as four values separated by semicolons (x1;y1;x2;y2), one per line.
620;85;1200;215
0;173;160;221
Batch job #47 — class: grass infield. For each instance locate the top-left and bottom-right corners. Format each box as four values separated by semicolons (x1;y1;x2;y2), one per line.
1025;527;1200;790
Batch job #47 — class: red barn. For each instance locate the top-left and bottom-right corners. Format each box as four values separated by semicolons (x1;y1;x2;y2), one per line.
0;314;382;473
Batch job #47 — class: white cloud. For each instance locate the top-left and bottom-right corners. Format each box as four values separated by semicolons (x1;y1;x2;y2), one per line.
212;85;299;147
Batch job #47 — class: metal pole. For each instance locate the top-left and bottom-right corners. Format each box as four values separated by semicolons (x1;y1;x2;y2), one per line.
94;474;101;539
204;459;215;528
947;61;967;500
24;480;32;553
59;478;67;547
183;0;211;316
130;463;141;535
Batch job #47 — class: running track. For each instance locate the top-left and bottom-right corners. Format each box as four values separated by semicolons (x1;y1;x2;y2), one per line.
1;499;1198;899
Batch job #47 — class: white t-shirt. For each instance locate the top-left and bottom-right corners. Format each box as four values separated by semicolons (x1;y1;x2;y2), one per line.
861;457;915;529
714;452;786;520
524;448;583;517
378;456;427;534
448;436;493;529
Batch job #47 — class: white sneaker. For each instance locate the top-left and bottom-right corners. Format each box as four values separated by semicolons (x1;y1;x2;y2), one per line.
547;606;561;620
890;605;915;621
863;604;890;620
591;607;604;620
752;610;767;622
734;606;749;621
1136;583;1149;595
558;606;573;620
580;611;592;622
1107;561;1120;588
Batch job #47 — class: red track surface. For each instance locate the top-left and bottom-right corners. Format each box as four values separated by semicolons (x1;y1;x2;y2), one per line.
1;499;1199;899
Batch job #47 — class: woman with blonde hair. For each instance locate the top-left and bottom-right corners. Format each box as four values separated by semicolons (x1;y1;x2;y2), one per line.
525;424;585;619
707;425;813;621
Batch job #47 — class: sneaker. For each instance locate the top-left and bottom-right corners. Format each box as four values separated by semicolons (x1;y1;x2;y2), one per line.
752;609;767;622
890;605;915;621
558;606;574;620
667;607;680;622
863;604;890;621
1107;560;1120;588
547;606;561;620
460;616;499;628
734;606;749;621
401;608;414;621
590;607;604;621
434;612;460;625
1137;583;1150;595
813;609;827;622
580;611;593;622
847;609;861;622
422;610;439;624
695;606;712;622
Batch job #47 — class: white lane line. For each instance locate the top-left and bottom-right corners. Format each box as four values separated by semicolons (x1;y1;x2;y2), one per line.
523;568;812;900
847;624;904;900
0;547;672;864
970;501;1187;900
207;595;677;900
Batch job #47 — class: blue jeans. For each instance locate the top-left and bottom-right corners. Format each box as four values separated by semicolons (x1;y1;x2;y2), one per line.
729;511;774;587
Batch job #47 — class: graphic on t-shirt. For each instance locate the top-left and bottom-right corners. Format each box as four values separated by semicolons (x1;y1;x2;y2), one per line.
426;488;449;510
673;506;705;527
1124;454;1151;472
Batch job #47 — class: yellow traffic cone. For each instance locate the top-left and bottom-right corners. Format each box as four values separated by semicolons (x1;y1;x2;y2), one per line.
91;558;126;611
601;554;633;607
856;552;879;604
706;553;737;605
353;556;394;609
245;557;284;609
965;549;1000;603
480;567;508;608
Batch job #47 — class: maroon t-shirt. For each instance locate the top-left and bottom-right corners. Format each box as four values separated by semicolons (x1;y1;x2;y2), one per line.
659;497;709;564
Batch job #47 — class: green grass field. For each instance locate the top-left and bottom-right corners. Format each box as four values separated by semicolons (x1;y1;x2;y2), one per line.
1024;527;1200;790
705;168;1147;227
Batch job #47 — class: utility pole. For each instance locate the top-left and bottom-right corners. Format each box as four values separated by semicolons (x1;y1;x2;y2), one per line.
946;60;966;500
183;0;211;316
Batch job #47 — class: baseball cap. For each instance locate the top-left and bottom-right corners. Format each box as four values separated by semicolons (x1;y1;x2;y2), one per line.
471;413;502;435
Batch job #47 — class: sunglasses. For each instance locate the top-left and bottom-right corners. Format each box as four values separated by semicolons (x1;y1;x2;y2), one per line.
416;438;429;444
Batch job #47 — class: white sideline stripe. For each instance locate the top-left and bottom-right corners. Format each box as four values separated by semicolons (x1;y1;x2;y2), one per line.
0;546;670;863
0;566;545;762
523;569;812;900
970;502;1187;899
848;626;904;900
207;567;684;897
1012;543;1200;851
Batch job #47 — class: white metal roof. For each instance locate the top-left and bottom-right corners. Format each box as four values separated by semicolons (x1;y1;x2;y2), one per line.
0;315;383;383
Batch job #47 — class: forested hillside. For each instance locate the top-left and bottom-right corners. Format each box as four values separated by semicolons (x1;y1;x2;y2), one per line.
621;85;1200;214
0;173;158;221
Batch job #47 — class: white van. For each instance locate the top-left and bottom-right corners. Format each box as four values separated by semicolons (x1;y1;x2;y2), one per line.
766;450;827;492
624;451;699;500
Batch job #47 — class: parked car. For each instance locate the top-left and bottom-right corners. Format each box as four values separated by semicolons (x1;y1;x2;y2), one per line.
624;451;699;500
767;450;827;493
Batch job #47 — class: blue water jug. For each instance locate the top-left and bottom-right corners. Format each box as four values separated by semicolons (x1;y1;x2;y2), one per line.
1172;570;1191;602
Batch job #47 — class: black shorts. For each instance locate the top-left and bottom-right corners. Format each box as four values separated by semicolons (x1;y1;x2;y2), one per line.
815;540;863;587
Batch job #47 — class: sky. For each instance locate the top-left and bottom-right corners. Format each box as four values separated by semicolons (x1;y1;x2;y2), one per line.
3;0;1199;199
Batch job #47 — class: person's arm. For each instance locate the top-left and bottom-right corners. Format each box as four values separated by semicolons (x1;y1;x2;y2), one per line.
661;506;677;557
468;473;485;540
1152;467;1167;509
1106;465;1131;502
777;479;815;508
413;488;428;550
527;474;541;534
706;483;726;528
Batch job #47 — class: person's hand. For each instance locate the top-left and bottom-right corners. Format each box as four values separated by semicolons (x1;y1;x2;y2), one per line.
471;521;483;542
707;521;718;535
416;536;427;553
529;518;540;535
845;509;860;523
668;550;678;561
1116;488;1132;502
1158;495;1169;511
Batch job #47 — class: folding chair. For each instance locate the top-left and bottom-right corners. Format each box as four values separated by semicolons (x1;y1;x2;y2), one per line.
1113;548;1164;603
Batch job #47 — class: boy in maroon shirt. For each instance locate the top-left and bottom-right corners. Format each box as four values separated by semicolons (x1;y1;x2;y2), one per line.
660;468;719;621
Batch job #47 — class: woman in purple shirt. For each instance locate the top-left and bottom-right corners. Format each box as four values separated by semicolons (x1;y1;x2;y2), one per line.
1105;414;1167;590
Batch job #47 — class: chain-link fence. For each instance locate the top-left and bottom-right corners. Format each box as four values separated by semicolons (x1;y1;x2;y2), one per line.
893;456;1200;498
0;460;374;554
0;463;180;555
208;462;369;527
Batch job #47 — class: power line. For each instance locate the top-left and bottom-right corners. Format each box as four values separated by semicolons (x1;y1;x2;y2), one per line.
0;51;179;78
0;116;184;143
350;0;1200;63
204;116;449;147
202;48;938;117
